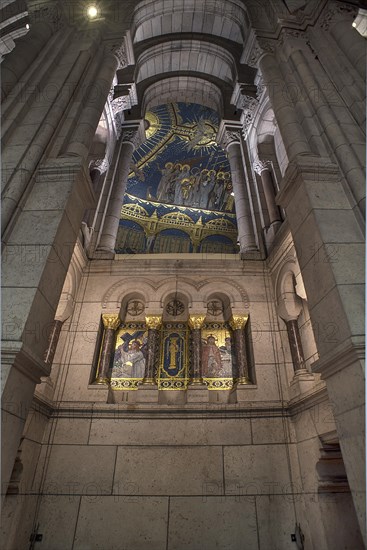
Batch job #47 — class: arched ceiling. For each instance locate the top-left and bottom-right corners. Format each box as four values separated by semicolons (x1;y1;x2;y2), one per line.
136;40;237;85
129;0;251;118
142;77;223;116
132;0;248;44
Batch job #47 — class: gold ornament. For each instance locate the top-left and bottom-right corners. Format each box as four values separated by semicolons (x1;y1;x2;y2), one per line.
229;315;248;330
145;315;162;329
102;314;120;330
188;315;206;329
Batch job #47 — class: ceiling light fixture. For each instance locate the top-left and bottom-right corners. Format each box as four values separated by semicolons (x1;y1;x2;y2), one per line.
87;5;98;19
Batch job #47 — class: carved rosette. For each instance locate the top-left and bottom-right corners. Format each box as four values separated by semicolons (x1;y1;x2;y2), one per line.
143;315;162;384
253;159;272;175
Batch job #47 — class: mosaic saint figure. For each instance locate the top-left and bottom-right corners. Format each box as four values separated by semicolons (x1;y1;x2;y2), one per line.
219;336;234;376
201;335;223;376
157;162;174;201
200;169;216;209
174;164;190;205
113;331;147;378
118;340;146;378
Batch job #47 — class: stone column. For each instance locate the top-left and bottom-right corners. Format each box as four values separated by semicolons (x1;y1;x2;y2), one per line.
188;315;206;384
143;316;162;385
66;51;120;160
1;20;53;100
285;319;306;372
243;37;311;162
95;314;120;384
43;320;64;366
218;125;257;254
253;160;282;227
97;123;144;255
277;157;365;540
229;316;251;384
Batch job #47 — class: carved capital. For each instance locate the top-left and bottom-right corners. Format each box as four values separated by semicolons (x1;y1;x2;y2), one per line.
247;38;275;68
109;43;128;69
121;128;143;149
320;1;358;31
229;315;248;331
253;159;272;175
241;95;259;137
28;0;64;31
145;316;162;330
188;315;206;330
102;314;120;330
90;157;109;173
221;129;242;150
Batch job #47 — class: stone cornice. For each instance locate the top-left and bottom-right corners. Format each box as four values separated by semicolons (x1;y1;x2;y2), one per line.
276;156;340;209
312;337;365;380
31;385;332;420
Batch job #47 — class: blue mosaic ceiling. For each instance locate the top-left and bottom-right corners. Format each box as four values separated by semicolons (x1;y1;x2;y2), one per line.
117;102;238;255
125;102;235;214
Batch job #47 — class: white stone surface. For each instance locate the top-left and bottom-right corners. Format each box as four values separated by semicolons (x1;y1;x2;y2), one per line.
73;496;168;550
113;446;223;496
168;496;258;550
42;445;116;495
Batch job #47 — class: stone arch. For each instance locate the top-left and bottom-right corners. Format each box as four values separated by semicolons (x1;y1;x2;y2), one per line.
119;291;149;321
132;0;248;44
102;278;157;308
197;278;250;308
136;40;237;86
141;76;224;116
159;282;196;308
275;260;303;321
